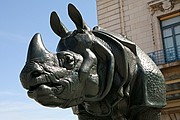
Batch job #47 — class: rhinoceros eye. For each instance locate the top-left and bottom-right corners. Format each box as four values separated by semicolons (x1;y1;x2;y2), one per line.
63;54;74;70
65;55;74;63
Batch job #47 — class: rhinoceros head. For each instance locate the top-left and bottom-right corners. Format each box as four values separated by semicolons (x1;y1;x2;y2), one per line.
20;4;101;108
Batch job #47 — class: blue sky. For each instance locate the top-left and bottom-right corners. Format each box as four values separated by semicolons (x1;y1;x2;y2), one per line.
0;1;97;120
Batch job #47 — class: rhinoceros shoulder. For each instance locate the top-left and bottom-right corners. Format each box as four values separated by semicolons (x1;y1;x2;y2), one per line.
92;28;137;56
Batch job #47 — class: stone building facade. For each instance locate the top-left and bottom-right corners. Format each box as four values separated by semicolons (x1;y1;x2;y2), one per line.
96;0;180;119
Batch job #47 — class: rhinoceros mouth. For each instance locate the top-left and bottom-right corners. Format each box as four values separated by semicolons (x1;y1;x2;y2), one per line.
28;83;64;99
27;81;66;102
28;82;64;92
27;69;66;98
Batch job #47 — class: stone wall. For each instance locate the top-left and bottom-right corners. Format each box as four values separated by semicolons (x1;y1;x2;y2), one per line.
96;0;180;53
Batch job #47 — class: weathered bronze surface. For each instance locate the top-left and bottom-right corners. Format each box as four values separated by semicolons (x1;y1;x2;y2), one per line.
20;4;166;120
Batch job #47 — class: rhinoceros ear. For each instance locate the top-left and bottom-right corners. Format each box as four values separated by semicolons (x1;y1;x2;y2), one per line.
50;11;69;38
68;3;90;31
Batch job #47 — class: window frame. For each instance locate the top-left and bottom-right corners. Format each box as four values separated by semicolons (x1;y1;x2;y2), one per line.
160;13;180;63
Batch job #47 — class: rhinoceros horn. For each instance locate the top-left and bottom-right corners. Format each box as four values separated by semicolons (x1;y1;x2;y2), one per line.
27;33;51;62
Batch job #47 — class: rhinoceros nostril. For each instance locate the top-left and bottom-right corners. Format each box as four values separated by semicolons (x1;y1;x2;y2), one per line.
31;71;42;78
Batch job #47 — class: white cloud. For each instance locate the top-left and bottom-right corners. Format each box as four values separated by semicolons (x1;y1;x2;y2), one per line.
0;91;78;120
0;30;29;43
0;100;78;120
0;91;23;96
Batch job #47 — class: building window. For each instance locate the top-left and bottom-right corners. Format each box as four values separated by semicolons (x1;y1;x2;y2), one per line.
160;13;180;63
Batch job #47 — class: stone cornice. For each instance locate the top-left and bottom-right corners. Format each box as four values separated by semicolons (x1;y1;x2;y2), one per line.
148;0;175;15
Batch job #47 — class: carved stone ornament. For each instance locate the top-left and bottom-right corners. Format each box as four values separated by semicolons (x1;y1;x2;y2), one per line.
148;0;175;15
20;3;166;120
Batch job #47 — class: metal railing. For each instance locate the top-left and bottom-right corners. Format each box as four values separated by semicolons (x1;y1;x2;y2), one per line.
148;45;180;65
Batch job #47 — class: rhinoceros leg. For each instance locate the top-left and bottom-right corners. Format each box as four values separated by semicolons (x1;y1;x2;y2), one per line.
129;107;161;120
77;111;113;120
75;104;126;120
78;112;127;120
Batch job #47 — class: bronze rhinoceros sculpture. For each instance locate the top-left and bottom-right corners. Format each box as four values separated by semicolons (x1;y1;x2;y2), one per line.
20;4;166;120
